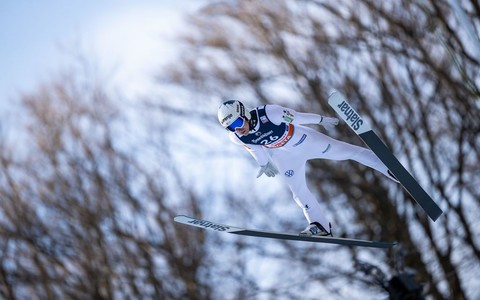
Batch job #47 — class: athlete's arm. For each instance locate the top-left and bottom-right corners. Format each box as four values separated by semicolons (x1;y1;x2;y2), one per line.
264;104;321;125
265;104;338;128
228;133;270;166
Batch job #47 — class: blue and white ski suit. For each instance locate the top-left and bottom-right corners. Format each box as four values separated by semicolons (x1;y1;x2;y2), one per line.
228;104;393;230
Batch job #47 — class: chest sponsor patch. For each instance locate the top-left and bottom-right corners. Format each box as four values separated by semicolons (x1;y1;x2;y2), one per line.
282;110;294;123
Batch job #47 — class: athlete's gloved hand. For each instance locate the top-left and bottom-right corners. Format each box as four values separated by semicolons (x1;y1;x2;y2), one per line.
256;162;279;178
319;116;339;131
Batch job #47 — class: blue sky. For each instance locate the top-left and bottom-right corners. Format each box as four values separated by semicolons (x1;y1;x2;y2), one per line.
0;0;203;112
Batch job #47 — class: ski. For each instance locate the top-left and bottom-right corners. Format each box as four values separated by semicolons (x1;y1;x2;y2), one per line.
327;90;443;221
174;215;397;248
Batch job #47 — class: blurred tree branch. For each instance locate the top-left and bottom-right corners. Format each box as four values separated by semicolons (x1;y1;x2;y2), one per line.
160;0;480;298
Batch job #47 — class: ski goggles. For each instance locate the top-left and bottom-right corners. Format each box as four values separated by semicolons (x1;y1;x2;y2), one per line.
226;117;245;132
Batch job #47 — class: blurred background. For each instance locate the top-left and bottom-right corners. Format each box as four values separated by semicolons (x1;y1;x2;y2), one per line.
0;0;479;299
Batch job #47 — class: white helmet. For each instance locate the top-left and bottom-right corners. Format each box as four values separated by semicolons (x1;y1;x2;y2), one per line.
217;100;251;130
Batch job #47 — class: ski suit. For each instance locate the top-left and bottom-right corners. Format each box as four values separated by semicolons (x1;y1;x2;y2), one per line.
228;104;393;230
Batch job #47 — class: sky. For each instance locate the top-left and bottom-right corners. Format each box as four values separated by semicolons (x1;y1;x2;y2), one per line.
0;0;205;115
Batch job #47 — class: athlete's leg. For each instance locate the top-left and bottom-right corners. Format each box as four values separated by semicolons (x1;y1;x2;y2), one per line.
325;138;395;179
270;152;330;230
296;127;396;181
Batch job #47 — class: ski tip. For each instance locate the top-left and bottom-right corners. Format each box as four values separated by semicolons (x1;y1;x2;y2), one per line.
328;89;338;98
173;215;185;221
326;89;346;106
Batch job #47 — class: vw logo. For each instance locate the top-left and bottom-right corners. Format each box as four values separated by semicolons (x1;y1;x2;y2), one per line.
284;170;294;177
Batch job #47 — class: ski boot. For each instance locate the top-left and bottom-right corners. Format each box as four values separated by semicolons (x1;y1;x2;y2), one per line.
300;222;331;237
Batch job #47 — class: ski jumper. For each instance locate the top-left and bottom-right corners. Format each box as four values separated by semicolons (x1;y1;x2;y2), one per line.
228;104;394;230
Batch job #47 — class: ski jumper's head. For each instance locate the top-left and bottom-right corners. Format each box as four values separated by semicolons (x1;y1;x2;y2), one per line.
218;100;251;132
